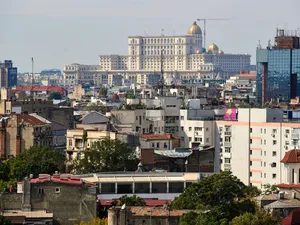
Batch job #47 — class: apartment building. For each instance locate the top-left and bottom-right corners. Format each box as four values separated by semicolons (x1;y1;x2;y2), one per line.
215;108;300;188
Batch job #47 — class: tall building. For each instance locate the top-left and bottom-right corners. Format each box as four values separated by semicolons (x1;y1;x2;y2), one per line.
256;29;300;104
63;22;251;86
0;60;17;88
215;108;300;188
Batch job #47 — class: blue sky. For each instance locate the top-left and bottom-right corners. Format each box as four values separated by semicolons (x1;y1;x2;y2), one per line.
1;0;299;72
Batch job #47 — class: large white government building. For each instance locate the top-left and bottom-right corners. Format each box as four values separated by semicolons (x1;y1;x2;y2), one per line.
63;21;251;86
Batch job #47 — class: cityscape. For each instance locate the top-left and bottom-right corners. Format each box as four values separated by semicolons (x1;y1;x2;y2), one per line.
1;1;300;225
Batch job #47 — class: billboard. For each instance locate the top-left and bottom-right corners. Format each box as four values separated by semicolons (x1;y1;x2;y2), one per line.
224;108;237;121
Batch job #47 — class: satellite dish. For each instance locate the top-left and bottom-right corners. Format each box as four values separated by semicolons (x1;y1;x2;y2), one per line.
121;204;126;210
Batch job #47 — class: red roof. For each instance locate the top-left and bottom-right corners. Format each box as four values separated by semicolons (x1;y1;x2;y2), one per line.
99;200;171;206
276;183;300;189
140;133;180;140
282;208;300;225
30;174;82;185
281;150;300;163
15;86;67;95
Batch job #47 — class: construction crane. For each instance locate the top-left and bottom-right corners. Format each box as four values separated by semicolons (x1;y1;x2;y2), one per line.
197;18;232;49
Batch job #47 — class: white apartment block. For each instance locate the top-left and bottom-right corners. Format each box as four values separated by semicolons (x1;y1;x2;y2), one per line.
215;108;300;188
63;21;251;86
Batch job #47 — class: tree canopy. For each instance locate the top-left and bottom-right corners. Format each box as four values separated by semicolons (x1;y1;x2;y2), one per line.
171;171;256;221
112;195;146;207
0;146;64;192
48;91;62;100
73;138;138;174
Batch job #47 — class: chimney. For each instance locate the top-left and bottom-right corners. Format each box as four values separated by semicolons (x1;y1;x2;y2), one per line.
292;191;297;199
279;191;285;200
22;177;32;212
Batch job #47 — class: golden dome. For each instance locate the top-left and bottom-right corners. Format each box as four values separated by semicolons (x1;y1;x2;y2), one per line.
208;43;219;52
187;21;202;35
218;50;224;54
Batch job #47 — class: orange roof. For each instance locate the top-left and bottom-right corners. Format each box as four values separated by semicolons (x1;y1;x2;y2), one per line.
140;133;180;140
239;73;256;81
14;86;67;95
281;150;300;163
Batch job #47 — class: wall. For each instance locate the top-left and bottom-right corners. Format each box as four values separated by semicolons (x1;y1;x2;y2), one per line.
0;193;22;210
30;182;96;225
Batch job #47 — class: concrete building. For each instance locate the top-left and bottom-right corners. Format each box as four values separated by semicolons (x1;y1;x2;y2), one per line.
0;174;97;225
63;21;251;86
215;108;300;188
66;129;139;162
0;114;53;159
80;172;210;203
0;60;17;88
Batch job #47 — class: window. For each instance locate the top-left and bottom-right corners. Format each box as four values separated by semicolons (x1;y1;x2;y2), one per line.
164;142;167;148
181;126;184;131
272;151;277;156
250;150;252;155
264;162;266;167
225;147;231;153
272;129;277;134
250;139;252;144
38;188;44;194
286;129;290;134
264;140;266;145
206;127;209;132
189;137;192;142
68;139;73;147
264;129;266;134
189;127;192;131
225;158;231;163
250;128;252;133
180;116;184;120
55;187;61;193
156;143;159;148
206;138;209;143
152;143;155;148
273;140;277;145
264;173;266;178
272;174;277;179
250;172;252;177
250;161;252;166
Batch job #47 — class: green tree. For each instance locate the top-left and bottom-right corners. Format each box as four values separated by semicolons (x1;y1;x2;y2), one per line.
8;146;64;181
231;208;281;225
0;214;12;225
171;171;256;221
263;183;279;194
112;195;146;207
73;138;138;174
180;212;228;225
48;91;62;100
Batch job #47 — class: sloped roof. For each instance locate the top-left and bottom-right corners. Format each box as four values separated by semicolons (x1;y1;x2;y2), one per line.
265;199;300;209
140;133;180;140
282;208;300;225
17;114;46;125
281;150;300;163
14;86;67;95
130;207;189;217
80;111;109;124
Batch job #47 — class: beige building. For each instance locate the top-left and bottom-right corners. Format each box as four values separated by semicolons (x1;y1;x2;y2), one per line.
140;133;181;150
0;114;52;159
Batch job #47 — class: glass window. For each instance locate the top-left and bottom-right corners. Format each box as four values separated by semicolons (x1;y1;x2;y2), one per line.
101;183;115;194
152;182;167;193
169;182;184;193
135;183;150;193
117;183;132;194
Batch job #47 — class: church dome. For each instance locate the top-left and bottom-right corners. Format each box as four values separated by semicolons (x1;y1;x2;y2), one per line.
187;22;202;35
218;50;224;54
208;43;219;52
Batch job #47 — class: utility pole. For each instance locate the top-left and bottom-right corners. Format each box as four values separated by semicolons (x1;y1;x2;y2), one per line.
31;57;34;96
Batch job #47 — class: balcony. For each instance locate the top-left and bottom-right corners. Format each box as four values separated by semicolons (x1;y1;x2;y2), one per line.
224;142;231;147
224;131;232;136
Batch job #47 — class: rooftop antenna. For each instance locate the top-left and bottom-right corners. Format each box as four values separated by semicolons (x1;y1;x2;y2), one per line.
161;29;164;36
173;30;175;36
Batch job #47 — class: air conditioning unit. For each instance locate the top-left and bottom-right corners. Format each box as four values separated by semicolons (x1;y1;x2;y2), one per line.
285;146;288;150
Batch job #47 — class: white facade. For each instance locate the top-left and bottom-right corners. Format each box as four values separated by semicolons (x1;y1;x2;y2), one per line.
215;108;300;188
